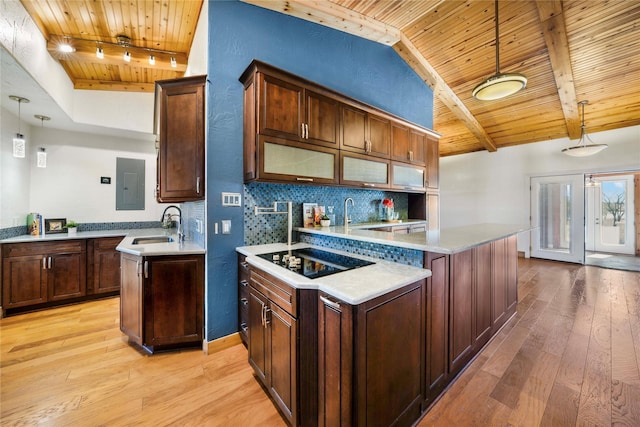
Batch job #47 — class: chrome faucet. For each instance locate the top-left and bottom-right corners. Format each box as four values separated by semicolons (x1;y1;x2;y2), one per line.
161;205;184;243
344;197;354;228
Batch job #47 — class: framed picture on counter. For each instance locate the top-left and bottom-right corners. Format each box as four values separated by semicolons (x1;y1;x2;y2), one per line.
45;218;66;234
302;203;317;227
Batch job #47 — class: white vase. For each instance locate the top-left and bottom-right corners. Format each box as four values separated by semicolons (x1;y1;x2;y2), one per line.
67;227;77;236
320;219;331;227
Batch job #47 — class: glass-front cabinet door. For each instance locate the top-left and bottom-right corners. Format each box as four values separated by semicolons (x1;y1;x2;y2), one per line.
340;152;390;189
258;136;338;185
391;163;425;191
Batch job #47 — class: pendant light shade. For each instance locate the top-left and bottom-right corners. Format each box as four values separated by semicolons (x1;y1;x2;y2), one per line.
472;1;527;100
562;101;608;157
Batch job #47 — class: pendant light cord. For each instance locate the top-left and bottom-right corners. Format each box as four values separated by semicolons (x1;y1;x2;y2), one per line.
494;0;500;75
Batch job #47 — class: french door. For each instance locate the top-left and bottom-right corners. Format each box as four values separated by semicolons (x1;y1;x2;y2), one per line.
531;175;585;263
586;175;635;254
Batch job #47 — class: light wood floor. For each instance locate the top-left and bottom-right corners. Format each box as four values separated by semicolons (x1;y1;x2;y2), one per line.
1;258;639;426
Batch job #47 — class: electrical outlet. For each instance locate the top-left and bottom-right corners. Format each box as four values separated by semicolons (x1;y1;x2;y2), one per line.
222;220;231;234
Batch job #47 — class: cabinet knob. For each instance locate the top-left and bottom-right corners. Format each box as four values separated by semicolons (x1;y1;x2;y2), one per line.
240;297;248;306
240;323;248;333
240;280;248;287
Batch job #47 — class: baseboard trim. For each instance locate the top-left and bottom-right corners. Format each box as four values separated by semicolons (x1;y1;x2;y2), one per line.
204;332;242;355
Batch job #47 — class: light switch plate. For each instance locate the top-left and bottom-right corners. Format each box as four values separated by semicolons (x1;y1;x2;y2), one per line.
221;192;241;207
221;220;231;234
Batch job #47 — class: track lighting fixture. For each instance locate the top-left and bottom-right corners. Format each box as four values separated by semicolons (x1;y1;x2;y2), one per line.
171;57;177;68
123;51;131;62
149;55;155;65
96;46;104;59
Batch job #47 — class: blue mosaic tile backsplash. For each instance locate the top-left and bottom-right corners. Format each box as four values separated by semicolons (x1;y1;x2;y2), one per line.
299;233;423;267
243;182;408;246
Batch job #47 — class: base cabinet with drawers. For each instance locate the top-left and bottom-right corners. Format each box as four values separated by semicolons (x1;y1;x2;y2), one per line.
120;253;204;354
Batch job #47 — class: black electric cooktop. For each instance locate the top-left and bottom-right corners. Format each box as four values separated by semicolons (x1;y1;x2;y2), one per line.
257;247;374;279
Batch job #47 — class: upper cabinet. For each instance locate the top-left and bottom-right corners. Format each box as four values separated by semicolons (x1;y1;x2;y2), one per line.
154;75;206;203
240;60;439;192
258;73;339;149
426;134;439;190
340;105;390;158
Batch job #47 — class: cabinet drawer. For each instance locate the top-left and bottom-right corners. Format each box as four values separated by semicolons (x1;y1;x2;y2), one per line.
3;240;86;258
250;268;297;317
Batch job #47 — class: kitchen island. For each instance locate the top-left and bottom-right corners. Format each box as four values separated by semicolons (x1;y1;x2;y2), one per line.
238;223;526;426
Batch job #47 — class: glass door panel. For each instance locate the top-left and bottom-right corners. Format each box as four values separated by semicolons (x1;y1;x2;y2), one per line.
531;175;584;263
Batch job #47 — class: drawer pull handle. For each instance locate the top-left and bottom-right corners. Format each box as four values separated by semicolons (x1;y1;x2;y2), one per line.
240;280;248;287
48;257;52;269
240;262;249;269
362;183;376;187
144;261;149;279
296;177;313;182
240;323;248;333
42;257;47;270
320;295;341;310
240;297;248;306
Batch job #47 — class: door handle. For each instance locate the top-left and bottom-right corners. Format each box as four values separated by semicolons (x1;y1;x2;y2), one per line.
48;257;52;269
196;177;200;194
42;257;47;270
144;261;149;279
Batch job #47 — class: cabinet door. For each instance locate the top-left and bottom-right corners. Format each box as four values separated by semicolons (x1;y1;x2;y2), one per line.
144;256;204;348
268;302;297;425
367;113;390;157
409;129;427;166
340;152;390;189
48;252;86;301
120;253;143;345
259;136;339;185
318;293;353;426
305;90;339;148
391;162;425;191
474;243;493;350
90;237;123;294
506;235;518;312
391;124;426;166
2;255;47;308
340;104;367;152
249;287;269;383
426;135;439;189
449;249;474;376
157;75;205;202
259;74;303;140
356;281;424;427
425;253;449;403
492;238;509;331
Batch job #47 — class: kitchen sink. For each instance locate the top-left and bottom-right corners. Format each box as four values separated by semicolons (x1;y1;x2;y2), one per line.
131;236;174;245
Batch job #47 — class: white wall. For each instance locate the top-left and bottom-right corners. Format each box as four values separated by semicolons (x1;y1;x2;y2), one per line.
27;126;164;224
439;125;640;254
1;108;31;227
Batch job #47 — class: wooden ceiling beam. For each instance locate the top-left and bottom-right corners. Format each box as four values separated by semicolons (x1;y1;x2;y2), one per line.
241;0;401;45
47;35;188;73
74;79;155;92
394;34;497;152
536;0;581;139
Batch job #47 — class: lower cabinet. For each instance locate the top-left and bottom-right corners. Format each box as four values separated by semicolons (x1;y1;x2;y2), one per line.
238;254;250;346
247;265;317;426
87;236;124;294
120;252;204;353
2;240;86;314
318;280;425;426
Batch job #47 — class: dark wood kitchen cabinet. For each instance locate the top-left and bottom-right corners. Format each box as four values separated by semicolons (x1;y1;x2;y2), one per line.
154;74;206;203
2;240;86;314
255;72;339;148
340;104;390;158
246;264;318;426
87;236;123;295
238;254;250;346
318;280;425;426
426;134;439;190
120;252;204;353
391;123;427;166
240;60;440;196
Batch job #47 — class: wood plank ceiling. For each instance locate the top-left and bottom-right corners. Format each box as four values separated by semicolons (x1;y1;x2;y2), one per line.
20;0;202;92
19;0;640;156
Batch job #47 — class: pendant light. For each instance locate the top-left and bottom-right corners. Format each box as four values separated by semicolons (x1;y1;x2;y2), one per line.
562;101;608;157
472;0;527;100
35;115;51;168
9;95;30;158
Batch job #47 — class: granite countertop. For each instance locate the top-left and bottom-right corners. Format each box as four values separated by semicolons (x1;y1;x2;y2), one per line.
237;243;431;305
1;228;205;256
296;223;530;254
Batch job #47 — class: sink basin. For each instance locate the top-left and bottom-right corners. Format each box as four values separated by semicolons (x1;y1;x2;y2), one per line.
131;236;174;245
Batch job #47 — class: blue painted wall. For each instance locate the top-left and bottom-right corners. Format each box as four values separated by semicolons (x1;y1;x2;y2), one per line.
206;0;434;340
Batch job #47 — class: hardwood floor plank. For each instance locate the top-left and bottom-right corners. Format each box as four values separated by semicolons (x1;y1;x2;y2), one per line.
611;380;640;426
539;382;580;426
